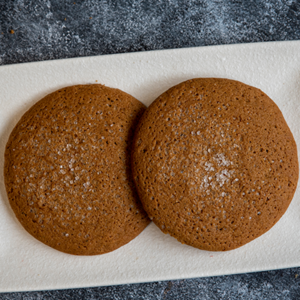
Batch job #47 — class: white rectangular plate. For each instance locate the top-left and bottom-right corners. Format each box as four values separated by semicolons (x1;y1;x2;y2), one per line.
1;41;300;293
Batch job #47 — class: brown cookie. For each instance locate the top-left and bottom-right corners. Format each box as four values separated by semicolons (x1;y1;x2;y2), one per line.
131;78;299;251
5;84;150;255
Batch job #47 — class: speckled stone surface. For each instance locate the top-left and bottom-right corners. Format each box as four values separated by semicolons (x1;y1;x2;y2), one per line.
1;0;300;299
1;0;300;65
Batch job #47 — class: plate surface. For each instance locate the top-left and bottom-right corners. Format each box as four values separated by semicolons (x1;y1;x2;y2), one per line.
0;41;300;292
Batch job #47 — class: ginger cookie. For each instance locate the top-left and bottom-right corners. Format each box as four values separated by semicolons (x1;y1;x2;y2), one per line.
131;78;298;251
5;84;150;255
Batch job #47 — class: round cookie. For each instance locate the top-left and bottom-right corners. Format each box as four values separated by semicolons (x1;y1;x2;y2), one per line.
131;78;299;251
5;84;150;255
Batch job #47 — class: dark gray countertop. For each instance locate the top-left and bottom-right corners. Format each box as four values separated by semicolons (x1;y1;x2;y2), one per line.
1;0;300;299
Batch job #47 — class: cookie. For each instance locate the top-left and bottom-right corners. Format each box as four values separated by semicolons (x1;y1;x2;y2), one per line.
131;78;298;251
5;84;150;255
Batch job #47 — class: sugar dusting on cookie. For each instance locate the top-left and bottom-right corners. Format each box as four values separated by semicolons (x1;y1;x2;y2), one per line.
132;78;298;251
5;84;150;255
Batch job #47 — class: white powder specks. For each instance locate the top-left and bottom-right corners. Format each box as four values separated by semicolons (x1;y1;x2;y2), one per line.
204;162;214;172
215;169;234;187
198;151;236;193
214;153;231;167
83;182;90;188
